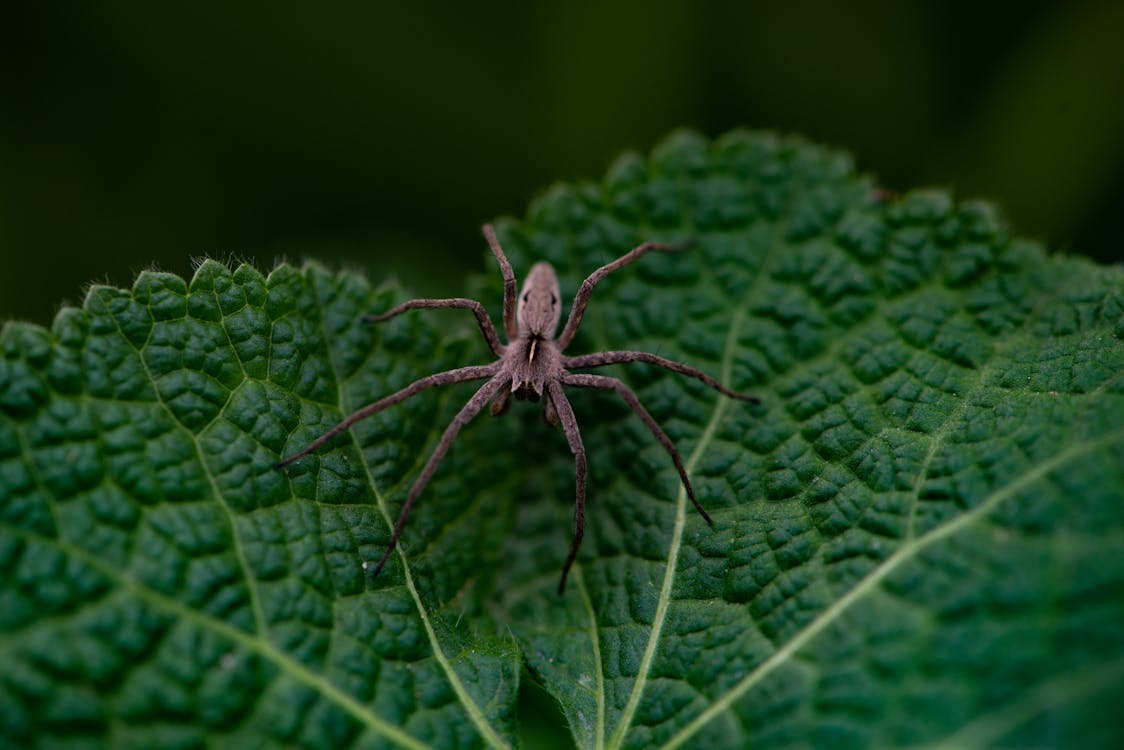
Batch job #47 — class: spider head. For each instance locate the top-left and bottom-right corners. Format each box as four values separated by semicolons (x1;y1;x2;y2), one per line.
517;261;562;338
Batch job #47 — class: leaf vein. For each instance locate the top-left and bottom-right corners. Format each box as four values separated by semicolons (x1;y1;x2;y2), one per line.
657;427;1124;750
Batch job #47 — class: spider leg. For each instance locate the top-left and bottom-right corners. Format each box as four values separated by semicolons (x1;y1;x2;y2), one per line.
275;363;500;467
547;379;586;595
370;374;508;578
483;224;519;341
564;350;759;403
365;298;505;358
556;237;692;350
562;372;713;526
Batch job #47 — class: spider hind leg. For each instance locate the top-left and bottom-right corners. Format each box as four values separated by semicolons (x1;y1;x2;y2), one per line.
547;380;586;595
370;375;507;578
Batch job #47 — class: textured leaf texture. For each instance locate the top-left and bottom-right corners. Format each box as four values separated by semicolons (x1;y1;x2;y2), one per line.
2;130;1123;749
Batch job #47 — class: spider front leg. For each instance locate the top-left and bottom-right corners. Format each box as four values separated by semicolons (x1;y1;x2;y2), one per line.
562;372;713;525
482;224;519;341
547;380;586;595
365;298;505;358
556;237;691;350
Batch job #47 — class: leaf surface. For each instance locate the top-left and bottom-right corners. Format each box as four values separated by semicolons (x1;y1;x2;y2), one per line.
0;261;521;749
2;130;1123;749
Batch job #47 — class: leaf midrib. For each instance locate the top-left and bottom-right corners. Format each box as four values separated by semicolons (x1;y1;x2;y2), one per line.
312;282;513;750
606;304;750;750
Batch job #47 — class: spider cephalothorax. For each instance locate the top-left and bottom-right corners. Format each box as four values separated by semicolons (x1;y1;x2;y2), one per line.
277;225;758;594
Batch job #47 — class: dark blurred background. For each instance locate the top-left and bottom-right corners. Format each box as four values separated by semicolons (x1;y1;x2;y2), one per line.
2;1;1123;326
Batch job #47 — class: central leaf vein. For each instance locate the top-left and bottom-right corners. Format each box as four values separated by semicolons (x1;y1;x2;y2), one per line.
312;284;512;750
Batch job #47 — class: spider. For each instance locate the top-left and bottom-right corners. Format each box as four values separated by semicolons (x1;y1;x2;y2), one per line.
277;225;758;594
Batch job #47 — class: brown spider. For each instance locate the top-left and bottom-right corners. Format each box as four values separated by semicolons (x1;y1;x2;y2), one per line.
277;225;758;594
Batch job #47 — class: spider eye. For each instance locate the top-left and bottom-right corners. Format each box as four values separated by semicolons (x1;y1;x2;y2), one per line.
522;292;530;303
550;294;557;306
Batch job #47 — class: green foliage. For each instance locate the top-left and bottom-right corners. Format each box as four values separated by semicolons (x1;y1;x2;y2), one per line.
2;130;1123;749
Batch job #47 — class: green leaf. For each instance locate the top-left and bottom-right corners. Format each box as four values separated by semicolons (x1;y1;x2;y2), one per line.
0;264;521;749
3;130;1123;749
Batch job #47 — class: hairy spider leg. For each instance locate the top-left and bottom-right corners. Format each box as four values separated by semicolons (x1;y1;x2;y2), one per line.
562;372;714;525
482;224;519;341
274;363;499;467
365;299;505;358
556;238;692;350
370;374;508;578
564;350;760;403
359;225;518;354
547;380;587;595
